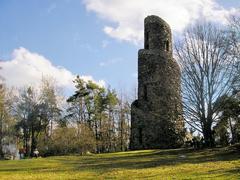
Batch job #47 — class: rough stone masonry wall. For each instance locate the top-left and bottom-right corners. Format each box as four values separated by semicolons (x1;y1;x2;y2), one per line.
130;15;185;150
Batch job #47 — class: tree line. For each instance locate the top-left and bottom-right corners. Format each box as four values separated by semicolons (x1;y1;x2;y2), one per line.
0;76;131;158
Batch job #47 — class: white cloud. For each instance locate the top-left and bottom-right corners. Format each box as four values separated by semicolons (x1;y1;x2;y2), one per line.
99;57;122;67
0;47;105;90
83;0;238;45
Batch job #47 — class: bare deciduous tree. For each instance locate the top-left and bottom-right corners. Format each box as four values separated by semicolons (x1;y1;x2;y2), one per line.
175;22;237;147
228;14;240;91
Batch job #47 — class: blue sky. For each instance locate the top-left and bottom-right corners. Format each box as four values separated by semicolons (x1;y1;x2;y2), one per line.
0;0;239;94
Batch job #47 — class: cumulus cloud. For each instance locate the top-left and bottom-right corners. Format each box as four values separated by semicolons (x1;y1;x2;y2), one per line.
0;47;105;90
83;0;238;45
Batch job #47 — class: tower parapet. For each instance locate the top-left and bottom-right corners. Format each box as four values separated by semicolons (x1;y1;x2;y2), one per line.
144;15;172;53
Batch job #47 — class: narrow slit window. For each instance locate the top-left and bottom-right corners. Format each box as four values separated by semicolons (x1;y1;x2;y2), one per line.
165;40;169;51
145;32;149;49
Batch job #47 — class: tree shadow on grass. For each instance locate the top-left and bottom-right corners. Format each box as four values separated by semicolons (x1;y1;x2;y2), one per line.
0;167;51;172
0;148;239;176
62;148;240;172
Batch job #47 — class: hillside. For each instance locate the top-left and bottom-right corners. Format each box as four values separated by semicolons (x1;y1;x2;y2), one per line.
0;147;239;179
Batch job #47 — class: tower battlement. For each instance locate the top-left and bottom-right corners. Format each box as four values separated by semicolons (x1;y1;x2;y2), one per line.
144;15;172;53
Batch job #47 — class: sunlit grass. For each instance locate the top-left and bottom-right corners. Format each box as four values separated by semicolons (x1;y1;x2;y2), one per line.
0;147;239;179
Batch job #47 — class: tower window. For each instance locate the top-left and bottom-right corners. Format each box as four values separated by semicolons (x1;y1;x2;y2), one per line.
145;32;149;49
143;85;147;100
139;128;143;144
164;40;169;51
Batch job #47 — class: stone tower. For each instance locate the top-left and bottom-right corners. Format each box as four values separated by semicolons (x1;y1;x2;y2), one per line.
130;15;185;149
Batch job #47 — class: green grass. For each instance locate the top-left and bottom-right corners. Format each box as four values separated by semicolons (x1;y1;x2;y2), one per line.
0;147;239;179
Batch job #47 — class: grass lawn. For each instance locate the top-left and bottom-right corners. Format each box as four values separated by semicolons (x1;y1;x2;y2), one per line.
0;147;239;179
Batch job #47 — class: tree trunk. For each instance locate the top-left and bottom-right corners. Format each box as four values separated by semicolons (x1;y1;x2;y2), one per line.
229;118;235;144
203;122;214;147
30;127;37;157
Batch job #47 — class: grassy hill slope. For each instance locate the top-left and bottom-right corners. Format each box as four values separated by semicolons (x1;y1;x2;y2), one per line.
0;147;239;179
